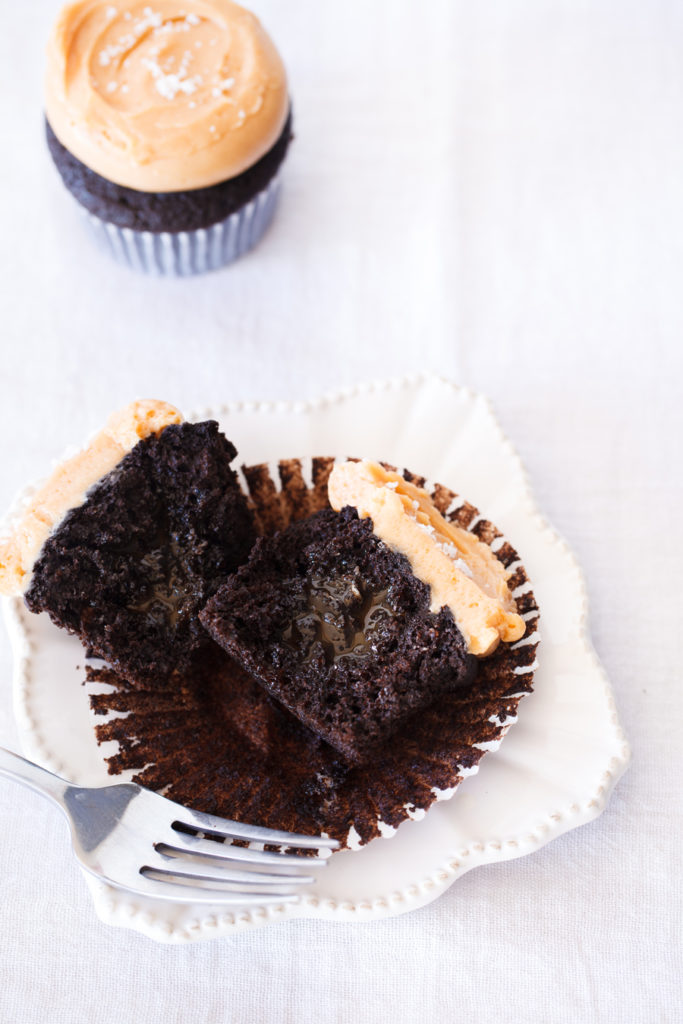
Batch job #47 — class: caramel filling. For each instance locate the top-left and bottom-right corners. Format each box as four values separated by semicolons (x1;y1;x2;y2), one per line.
283;574;396;667
128;537;185;628
328;461;525;657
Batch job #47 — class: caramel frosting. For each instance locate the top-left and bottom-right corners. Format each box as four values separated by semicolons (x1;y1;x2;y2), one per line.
0;400;182;596
328;461;525;657
45;1;289;192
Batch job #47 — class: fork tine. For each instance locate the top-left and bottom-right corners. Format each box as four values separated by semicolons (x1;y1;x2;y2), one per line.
98;868;303;906
174;806;339;850
148;847;315;887
159;833;331;868
142;865;310;893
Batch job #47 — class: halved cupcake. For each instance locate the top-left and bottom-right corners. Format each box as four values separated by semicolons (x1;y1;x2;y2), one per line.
200;460;525;763
2;420;539;848
200;506;478;763
0;401;255;686
92;456;538;847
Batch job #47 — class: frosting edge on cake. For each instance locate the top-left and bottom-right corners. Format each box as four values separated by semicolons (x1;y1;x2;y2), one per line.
0;399;182;596
328;460;525;657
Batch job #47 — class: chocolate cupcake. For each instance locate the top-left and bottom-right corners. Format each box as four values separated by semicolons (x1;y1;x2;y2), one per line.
45;1;291;274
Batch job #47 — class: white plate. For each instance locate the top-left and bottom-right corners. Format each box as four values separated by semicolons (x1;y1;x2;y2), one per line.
2;374;630;943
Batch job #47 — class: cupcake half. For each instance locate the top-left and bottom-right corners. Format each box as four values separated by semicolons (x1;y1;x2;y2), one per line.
45;1;291;274
201;460;525;763
0;401;256;686
200;505;479;763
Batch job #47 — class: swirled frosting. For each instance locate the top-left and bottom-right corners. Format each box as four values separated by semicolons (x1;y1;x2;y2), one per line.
45;1;289;192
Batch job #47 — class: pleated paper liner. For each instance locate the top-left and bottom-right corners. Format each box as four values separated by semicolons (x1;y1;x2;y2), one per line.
80;176;281;276
88;457;540;849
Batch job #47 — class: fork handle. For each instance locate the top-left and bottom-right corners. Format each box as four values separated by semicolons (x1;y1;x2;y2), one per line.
0;747;69;811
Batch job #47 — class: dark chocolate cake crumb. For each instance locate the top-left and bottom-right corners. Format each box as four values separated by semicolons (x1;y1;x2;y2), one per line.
26;421;255;687
200;507;477;763
46;109;293;233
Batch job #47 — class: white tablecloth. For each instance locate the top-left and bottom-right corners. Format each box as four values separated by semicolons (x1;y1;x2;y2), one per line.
0;1;680;1021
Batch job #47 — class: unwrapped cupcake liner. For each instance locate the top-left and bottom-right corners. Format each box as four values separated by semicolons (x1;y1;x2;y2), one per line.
79;175;281;276
89;457;540;850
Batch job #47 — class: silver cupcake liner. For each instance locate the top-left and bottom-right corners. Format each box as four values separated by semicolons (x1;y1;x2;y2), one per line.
80;175;281;276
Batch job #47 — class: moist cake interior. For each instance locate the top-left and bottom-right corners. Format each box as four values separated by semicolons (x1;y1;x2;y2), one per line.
26;420;255;686
200;506;477;763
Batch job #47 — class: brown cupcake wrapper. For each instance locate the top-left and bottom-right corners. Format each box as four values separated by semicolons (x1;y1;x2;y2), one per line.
90;458;540;849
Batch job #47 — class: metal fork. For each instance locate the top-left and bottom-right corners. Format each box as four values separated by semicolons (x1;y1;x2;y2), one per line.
0;747;338;906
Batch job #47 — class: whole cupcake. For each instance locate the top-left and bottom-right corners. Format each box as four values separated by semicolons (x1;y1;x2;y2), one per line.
45;1;291;275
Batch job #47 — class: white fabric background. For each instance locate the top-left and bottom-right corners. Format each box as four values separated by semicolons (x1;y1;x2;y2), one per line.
0;1;681;1021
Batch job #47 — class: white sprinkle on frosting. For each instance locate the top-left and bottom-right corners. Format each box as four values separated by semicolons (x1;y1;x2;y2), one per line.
211;77;235;98
142;57;201;100
98;8;165;67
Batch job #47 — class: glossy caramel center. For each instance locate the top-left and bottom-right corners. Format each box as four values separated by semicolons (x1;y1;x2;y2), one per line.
283;573;396;666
